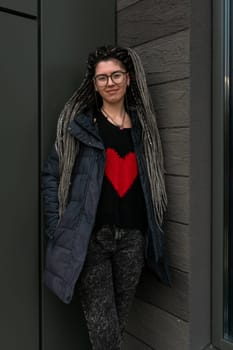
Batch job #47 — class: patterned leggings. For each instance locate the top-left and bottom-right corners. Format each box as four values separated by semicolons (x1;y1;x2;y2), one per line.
78;225;145;350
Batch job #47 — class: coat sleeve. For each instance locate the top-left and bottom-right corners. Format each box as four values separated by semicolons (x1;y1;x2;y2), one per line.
41;144;60;239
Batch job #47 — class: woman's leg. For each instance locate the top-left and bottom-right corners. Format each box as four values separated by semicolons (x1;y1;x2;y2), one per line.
112;228;145;335
78;227;122;350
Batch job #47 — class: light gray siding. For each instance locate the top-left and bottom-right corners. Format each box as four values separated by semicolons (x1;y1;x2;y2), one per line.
117;0;212;349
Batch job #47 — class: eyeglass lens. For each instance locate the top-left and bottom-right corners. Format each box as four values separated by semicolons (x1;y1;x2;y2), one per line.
95;71;126;86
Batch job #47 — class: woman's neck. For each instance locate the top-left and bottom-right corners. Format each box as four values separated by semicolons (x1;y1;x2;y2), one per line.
101;102;125;117
101;101;131;129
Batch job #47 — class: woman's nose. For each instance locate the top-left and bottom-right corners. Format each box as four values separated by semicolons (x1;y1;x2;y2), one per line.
106;76;115;86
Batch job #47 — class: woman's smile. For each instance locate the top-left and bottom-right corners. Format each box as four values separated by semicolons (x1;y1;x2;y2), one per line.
106;89;119;94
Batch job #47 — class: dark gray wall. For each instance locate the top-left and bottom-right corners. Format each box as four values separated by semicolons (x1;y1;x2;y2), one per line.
118;0;211;349
0;10;39;350
0;1;115;349
41;2;115;350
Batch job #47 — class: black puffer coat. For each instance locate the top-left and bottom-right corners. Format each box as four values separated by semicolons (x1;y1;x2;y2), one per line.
42;109;170;304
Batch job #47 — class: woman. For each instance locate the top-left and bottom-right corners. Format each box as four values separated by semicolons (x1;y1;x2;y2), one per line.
42;45;170;350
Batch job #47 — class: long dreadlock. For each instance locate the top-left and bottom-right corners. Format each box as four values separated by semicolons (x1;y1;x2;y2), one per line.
55;45;167;227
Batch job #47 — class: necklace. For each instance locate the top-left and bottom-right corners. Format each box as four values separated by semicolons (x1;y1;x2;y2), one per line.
101;107;126;130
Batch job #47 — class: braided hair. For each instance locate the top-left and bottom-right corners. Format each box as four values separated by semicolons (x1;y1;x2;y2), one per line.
55;45;167;227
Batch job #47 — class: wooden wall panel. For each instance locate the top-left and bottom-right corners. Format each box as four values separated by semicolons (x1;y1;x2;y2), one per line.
126;298;189;350
161;127;189;176
117;0;140;12
150;79;190;128
134;30;190;85
123;333;153;350
165;221;190;272
166;175;189;224
137;268;189;321
117;0;192;348
0;0;37;15
118;0;190;46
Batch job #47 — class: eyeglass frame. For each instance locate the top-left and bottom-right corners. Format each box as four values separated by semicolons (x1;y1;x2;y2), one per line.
93;70;128;87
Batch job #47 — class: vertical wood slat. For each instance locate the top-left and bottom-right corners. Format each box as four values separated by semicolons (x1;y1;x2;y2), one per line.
118;0;190;47
133;30;190;85
189;0;212;346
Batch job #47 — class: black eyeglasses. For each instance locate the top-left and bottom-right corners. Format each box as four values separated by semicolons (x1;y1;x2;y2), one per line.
94;71;127;87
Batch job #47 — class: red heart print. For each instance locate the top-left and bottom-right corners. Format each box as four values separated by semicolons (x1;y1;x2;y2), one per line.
105;148;138;197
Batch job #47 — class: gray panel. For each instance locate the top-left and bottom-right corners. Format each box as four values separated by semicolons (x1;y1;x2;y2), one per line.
0;12;39;350
0;0;37;16
43;292;91;350
212;0;227;348
41;1;115;349
189;0;212;347
41;0;115;156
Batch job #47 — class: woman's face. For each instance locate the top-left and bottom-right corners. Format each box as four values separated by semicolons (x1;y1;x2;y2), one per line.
94;59;130;106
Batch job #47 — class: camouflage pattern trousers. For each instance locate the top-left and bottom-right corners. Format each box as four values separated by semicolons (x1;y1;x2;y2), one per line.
78;225;145;350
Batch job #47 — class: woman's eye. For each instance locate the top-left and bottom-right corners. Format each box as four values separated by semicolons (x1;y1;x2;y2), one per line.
113;73;121;79
97;76;106;81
